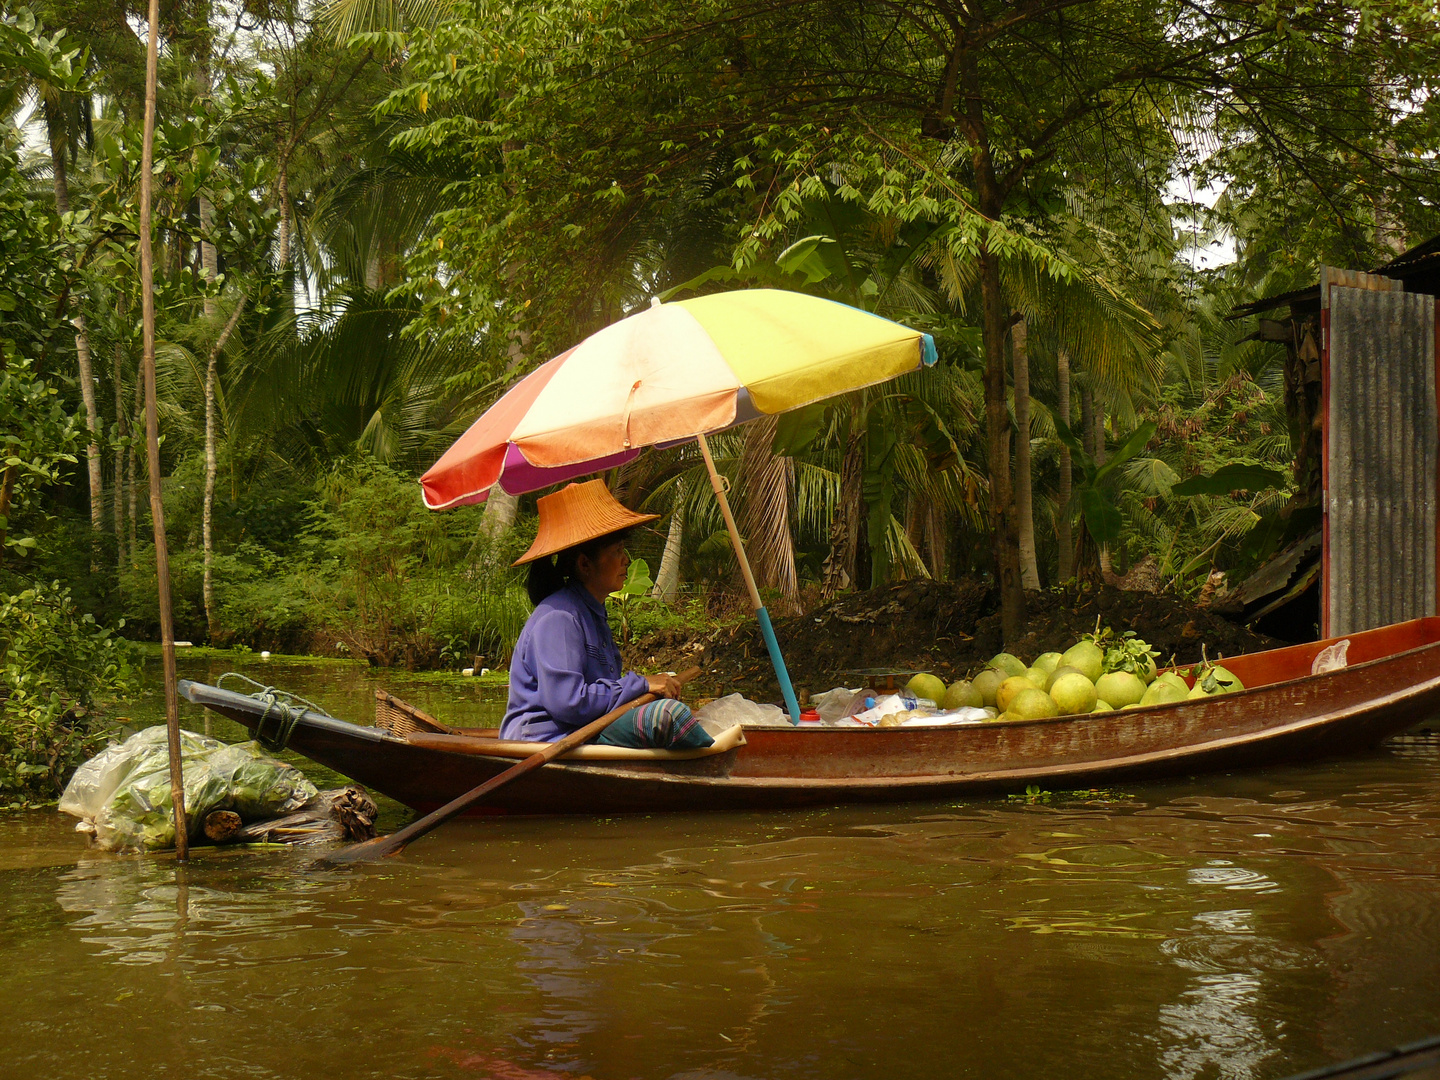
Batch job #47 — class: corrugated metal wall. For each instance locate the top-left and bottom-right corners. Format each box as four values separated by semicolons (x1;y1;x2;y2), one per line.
1326;286;1438;635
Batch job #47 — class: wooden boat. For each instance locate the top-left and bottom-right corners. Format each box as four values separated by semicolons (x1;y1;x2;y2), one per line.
178;617;1440;816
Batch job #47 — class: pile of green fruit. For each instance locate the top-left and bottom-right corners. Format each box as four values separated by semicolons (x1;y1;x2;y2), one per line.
903;622;1244;723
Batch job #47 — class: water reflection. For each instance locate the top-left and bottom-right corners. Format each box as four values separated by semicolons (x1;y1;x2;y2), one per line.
3;659;1439;1079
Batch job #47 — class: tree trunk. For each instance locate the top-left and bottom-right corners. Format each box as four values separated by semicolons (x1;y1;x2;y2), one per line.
480;489;518;536
276;164;292;271
822;421;865;598
978;249;1025;641
113;340;128;569
1092;397;1112;576
1057;347;1073;580
1012;317;1039;589
74;317;103;541
203;297;246;640
924;503;947;581
46;106;104;545
652;486;685;601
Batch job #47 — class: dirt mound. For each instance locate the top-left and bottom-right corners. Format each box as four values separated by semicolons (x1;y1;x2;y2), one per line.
625;578;1278;701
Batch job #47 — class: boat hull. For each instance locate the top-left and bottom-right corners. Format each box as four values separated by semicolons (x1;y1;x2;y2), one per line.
179;617;1440;815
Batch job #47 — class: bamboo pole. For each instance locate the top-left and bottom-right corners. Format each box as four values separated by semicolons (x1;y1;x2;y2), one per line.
695;433;801;723
138;0;188;861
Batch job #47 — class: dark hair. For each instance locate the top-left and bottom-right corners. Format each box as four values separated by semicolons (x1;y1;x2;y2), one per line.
525;528;634;605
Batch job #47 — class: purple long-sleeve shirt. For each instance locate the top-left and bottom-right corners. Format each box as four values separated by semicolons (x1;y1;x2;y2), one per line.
500;582;649;742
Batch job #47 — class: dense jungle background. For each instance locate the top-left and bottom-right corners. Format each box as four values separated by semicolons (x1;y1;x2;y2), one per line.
2;0;1439;802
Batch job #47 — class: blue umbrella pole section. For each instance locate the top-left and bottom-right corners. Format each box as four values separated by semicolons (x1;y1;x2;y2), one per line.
696;434;803;724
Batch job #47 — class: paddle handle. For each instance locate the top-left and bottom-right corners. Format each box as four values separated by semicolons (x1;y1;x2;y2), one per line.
323;666;701;864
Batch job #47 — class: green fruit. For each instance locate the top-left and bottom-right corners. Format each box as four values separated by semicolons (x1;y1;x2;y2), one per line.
1120;703;1144;710
1045;665;1084;692
1049;672;1098;716
1092;700;1114;713
1033;652;1064;677
906;672;947;704
1137;655;1158;684
942;680;983;710
1023;665;1050;689
1139;679;1187;707
1155;671;1189;695
1095;671;1146;708
1009;687;1060;720
1060;640;1105;683
982;707;1000;719
971;669;1005;708
989;652;1028;679
997;676;1035;714
1187;682;1211;699
1209;665;1244;693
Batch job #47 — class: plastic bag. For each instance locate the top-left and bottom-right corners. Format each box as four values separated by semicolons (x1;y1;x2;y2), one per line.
60;726;318;853
693;693;789;731
811;687;863;723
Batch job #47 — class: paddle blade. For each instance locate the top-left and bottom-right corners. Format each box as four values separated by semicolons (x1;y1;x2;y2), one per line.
316;832;408;865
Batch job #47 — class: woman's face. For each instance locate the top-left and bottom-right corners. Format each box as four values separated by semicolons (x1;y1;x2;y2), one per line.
576;540;630;598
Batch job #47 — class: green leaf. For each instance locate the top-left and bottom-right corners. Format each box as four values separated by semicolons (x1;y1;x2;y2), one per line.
1080;488;1123;545
1093;421;1157;485
610;558;654;599
771;402;827;457
1170;463;1289;498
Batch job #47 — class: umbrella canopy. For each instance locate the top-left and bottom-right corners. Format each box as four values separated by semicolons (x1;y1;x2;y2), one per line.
420;289;936;509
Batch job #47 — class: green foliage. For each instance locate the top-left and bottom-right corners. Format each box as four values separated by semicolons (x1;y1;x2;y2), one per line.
0;581;135;806
302;459;531;667
607;557;655;645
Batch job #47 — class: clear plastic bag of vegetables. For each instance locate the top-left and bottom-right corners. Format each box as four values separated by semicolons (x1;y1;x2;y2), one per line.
60;726;318;853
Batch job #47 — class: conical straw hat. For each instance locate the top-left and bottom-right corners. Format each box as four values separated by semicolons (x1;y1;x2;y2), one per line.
512;480;659;566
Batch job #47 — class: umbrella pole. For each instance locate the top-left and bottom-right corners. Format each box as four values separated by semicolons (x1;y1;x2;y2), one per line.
695;433;802;724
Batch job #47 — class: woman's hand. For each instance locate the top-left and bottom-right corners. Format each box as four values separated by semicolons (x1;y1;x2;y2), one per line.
646;673;683;699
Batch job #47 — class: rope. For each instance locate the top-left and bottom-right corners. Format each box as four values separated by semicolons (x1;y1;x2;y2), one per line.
216;672;334;753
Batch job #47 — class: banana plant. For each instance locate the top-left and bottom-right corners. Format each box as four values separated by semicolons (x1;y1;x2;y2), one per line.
1054;419;1158;547
608;557;655;644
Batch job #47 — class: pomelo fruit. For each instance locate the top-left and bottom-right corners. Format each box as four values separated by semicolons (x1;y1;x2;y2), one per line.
1049;671;1098;716
1136;654;1158;684
1095;670;1146;709
1120;702;1145;710
1209;665;1244;693
989;652;1028;679
1045;664;1084;692
1092;700;1114;713
996;676;1035;713
1139;679;1187;707
906;672;947;704
971;668;1005;708
942;680;983;710
1033;652;1064;677
1060;640;1104;683
1008;687;1060;720
1155;671;1188;694
1023;665;1050;689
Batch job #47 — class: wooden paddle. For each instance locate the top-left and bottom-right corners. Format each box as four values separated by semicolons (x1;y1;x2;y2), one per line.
320;666;702;865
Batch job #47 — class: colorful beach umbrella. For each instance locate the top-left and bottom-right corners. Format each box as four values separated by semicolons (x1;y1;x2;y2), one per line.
421;289;937;721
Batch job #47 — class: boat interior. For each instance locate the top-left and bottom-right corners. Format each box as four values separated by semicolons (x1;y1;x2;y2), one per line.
365;617;1440;760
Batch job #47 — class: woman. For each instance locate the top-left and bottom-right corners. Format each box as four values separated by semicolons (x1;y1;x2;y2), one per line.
501;480;713;750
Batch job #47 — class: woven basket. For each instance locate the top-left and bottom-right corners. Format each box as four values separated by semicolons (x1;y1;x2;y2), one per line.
374;689;454;737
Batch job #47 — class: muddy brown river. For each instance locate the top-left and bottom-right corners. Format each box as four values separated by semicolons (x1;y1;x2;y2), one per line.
2;653;1438;1079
